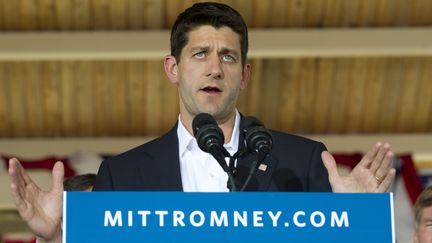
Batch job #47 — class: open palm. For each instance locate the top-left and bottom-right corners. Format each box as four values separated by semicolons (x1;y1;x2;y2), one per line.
9;158;64;241
321;142;396;193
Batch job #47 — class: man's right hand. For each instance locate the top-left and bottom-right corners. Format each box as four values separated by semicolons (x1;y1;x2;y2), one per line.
8;158;64;242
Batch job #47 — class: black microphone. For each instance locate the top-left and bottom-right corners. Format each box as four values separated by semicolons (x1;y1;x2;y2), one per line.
192;113;237;191
192;113;230;171
240;116;273;191
243;116;273;163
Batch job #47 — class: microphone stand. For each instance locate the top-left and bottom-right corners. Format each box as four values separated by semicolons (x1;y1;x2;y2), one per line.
227;149;269;192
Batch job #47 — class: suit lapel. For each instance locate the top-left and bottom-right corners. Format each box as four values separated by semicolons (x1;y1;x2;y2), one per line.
140;124;183;191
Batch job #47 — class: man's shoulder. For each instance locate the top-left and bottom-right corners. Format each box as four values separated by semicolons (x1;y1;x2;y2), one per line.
270;130;323;144
104;126;177;163
270;130;326;151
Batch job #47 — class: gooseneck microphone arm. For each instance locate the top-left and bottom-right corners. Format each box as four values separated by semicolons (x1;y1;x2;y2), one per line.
192;113;238;192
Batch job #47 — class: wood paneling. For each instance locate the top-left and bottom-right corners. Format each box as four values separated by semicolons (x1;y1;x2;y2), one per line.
8;63;27;137
59;62;76;135
396;58;421;132
312;58;334;133
362;59;386;132
110;1;128;29
93;0;110;29
128;61;147;134
345;59;367;132
0;58;431;138
415;59;432;132
0;64;10;136
1;0;432;30
75;61;93;136
0;0;431;137
56;0;73;29
20;0;38;30
39;0;56;29
72;0;91;29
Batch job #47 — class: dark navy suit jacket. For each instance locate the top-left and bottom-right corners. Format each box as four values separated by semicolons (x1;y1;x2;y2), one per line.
93;119;332;192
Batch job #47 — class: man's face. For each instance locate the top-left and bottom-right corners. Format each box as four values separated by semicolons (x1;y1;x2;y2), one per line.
166;25;250;123
414;207;432;243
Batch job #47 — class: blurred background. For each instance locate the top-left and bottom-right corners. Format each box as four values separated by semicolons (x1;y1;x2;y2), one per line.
0;0;431;242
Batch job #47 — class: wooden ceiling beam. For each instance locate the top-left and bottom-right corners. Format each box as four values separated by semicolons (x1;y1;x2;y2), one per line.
0;28;431;60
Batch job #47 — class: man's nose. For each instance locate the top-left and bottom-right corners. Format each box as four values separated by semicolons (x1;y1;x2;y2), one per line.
206;55;224;79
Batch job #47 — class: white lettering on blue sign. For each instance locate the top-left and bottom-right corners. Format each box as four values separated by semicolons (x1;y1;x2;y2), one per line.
137;210;150;226
268;211;282;227
310;211;325;227
253;211;264;227
104;210;122;227
190;211;205;227
233;211;247;227
173;210;186;227
128;210;133;227
103;210;350;229
293;211;306;227
155;211;168;227
331;211;349;227
210;211;228;227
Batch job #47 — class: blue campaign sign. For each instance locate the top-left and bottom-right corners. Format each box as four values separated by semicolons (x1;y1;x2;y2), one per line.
64;192;394;243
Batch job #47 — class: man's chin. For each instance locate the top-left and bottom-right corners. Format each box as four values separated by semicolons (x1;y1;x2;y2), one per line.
192;102;235;120
199;110;233;122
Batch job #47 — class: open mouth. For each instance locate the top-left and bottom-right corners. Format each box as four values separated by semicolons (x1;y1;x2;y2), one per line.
201;86;222;94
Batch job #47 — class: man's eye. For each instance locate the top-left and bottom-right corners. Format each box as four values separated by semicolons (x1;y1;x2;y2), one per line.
222;55;235;62
193;52;205;59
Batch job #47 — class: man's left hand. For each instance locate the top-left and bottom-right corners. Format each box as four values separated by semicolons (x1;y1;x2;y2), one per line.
321;142;396;192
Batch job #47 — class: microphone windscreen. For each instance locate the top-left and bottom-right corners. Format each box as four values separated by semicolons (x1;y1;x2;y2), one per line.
192;113;217;137
241;116;273;154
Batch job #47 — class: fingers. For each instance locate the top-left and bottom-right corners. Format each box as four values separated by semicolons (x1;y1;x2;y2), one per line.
373;150;395;192
377;168;396;192
9;158;28;198
369;143;392;175
358;142;392;177
8;158;29;214
367;142;393;191
358;142;381;168
373;150;394;181
321;151;339;181
9;158;25;187
51;161;65;194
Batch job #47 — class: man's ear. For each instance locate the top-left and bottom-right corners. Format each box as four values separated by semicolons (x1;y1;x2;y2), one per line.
240;63;251;90
164;55;179;84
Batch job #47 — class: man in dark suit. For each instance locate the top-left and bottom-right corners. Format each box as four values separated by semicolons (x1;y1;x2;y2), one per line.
93;2;394;193
93;123;332;192
8;2;395;243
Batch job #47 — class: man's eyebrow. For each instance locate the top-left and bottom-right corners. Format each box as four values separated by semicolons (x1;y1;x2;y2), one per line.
189;46;209;53
219;47;240;58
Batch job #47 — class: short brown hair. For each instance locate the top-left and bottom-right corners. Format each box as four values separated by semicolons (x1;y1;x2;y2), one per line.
170;2;248;65
414;186;432;227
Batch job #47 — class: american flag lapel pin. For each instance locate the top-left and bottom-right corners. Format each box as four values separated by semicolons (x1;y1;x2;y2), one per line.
258;164;268;172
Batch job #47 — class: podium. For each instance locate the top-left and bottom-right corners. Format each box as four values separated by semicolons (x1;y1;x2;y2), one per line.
64;192;394;243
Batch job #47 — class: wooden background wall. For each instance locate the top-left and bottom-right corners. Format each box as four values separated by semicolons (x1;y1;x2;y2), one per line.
1;0;431;30
0;0;431;138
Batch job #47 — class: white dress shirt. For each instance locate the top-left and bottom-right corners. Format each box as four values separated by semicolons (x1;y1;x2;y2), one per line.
177;111;240;192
